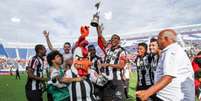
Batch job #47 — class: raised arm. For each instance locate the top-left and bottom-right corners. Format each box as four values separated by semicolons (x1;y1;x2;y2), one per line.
96;25;107;50
43;30;56;51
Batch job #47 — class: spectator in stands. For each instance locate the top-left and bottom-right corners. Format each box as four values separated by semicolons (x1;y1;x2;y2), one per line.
135;42;156;101
25;44;48;101
96;25;127;101
192;51;201;100
43;31;73;71
136;29;195;101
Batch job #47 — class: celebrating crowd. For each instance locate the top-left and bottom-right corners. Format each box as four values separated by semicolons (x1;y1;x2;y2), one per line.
25;25;197;101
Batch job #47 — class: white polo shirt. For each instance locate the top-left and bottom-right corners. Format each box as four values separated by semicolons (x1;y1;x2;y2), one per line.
155;43;195;101
63;53;73;61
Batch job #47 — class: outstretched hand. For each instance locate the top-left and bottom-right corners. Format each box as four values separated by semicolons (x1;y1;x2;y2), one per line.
136;90;150;101
99;63;109;68
43;30;49;38
75;76;86;82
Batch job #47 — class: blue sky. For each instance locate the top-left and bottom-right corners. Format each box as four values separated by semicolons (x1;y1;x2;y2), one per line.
0;0;201;44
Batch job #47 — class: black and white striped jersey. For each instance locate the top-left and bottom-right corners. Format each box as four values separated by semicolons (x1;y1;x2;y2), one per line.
90;55;103;74
103;46;126;80
25;56;45;91
135;54;154;87
65;68;96;101
148;53;159;82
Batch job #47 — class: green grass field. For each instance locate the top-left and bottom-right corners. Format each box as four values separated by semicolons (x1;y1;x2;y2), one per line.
0;73;27;101
0;72;48;101
0;72;137;101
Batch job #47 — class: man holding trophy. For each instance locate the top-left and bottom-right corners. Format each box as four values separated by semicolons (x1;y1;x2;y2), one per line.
91;1;127;101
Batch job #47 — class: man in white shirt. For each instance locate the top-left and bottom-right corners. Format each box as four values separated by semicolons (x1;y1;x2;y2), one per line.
43;31;73;70
136;29;195;101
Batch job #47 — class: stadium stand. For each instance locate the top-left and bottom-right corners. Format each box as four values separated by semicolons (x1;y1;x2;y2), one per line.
5;48;17;58
18;48;28;59
0;43;8;57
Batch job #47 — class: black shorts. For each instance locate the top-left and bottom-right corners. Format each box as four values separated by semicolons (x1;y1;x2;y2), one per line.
47;93;53;101
94;85;104;101
124;79;129;88
103;80;126;101
26;89;43;101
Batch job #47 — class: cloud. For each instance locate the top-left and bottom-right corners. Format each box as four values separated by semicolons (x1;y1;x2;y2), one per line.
103;11;112;20
0;0;201;45
11;17;21;23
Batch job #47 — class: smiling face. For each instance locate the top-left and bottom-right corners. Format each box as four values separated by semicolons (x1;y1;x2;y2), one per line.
137;45;146;57
111;34;120;47
149;41;159;54
63;43;71;54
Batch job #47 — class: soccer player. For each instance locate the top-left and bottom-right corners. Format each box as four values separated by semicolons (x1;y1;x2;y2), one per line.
96;25;127;101
135;42;155;101
88;44;103;101
148;37;161;84
25;44;48;101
